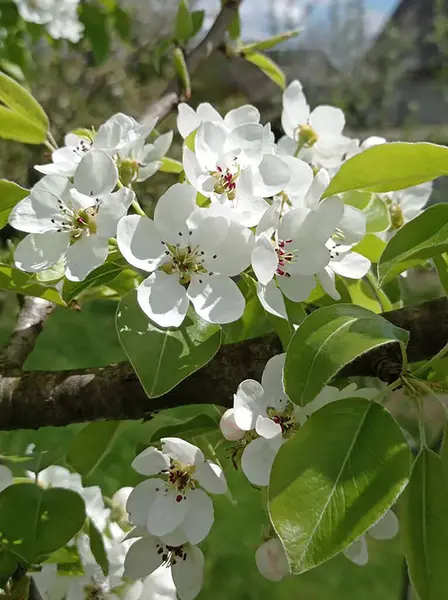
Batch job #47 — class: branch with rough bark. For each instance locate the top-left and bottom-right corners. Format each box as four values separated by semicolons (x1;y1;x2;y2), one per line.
0;298;447;430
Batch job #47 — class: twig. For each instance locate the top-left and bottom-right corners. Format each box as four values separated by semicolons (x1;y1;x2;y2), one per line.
0;298;447;430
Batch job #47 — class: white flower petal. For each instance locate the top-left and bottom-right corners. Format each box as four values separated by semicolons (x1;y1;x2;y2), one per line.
15;232;69;272
241;437;277;486
219;408;245;441
318;266;341;300
195;122;227;170
343;536;368;566
281;80;309;139
309;105;345;137
201;220;254;277
261;353;288;408
257;280;287;320
282;156;314;206
132;447;170;476
224;123;264;166
117;214;164;272
160;528;189;547
331;252;370;279
368;510;399;540
187;274;245;324
196;103;223;125
141;565;177;600
154;183;197;243
339;205;366;245
161;438;204;466
96;187;135;238
302;196;344;242
252;235;278;286
137;271;189;328
64;235;109;282
224;105;260;130
147;489;189;538
182;147;203;190
233;379;266;430
255;538;290;582
126;479;162;527
195;461;227;495
180;488;214;545
171;545;204;600
305;168;330;209
123;536;163;580
177;104;201;139
277;273;317;302
74;149;118;196
255;415;282;440
277;135;297;156
255;155;291;197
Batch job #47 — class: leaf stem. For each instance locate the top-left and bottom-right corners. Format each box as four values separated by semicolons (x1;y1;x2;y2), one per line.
364;271;393;312
413;340;448;377
132;200;146;217
47;131;58;149
44;140;56;153
433;254;448;296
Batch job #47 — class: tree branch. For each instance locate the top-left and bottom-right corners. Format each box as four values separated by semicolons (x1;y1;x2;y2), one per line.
0;297;447;430
142;0;241;124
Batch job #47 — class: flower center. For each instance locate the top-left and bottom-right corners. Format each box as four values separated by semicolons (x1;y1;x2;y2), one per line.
211;163;240;200
267;406;297;435
389;202;404;230
156;543;189;566
274;239;294;278
159;459;197;503
160;232;218;286
52;197;99;242
75;137;93;156
297;124;319;148
118;157;139;186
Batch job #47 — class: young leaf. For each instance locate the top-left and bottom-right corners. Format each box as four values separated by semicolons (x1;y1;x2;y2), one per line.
222;274;273;344
66;421;122;480
269;398;411;574
243;52;286;89
323;142;448;197
0;106;47;144
159;156;183;174
116;290;222;398
190;10;205;37
0;484;85;563
240;30;300;53
401;448;448;600
352;233;386;263
378;204;448;284
343;191;390;233
62;261;126;303
0;265;65;305
175;0;193;43
0;71;48;130
0;180;28;228
80;4;111;64
228;12;241;40
88;519;109;577
284;304;409;406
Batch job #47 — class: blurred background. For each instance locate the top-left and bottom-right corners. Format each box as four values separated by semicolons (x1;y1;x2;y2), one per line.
1;1;448;598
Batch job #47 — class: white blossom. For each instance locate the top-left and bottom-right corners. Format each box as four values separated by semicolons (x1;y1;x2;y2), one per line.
10;150;134;282
117;183;254;327
183;121;290;226
127;437;226;542
219;408;245;441
343;509;399;566
177;102;261;139
14;0;84;43
255;538;290;582
279;79;354;169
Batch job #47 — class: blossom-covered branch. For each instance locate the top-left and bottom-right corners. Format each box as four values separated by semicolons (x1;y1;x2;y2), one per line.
0;297;446;431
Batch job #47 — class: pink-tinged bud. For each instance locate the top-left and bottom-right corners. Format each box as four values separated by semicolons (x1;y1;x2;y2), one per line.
219;409;245;441
255;538;290;582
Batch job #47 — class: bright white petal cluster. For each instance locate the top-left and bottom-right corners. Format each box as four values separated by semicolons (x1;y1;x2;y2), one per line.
13;0;84;43
10;151;134;281
255;537;290;582
36;113;172;184
117;183;254;327
279;79;355;169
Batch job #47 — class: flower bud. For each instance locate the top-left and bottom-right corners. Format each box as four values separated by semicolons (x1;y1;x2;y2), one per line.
255;538;290;582
219;409;245;441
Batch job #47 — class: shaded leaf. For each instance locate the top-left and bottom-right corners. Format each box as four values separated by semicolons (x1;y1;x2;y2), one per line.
240;29;300;53
89;519;108;577
0;106;46;144
0;180;28;229
175;0;193;43
0;71;48;130
0;265;64;305
243;52;285;88
66;421;121;480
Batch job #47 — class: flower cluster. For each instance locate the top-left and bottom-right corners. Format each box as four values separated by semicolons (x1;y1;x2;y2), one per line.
14;0;84;43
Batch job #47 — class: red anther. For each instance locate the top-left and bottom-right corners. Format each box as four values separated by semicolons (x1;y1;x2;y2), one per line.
176;495;183;503
278;260;284;266
77;217;85;225
276;268;285;276
278;240;285;248
285;239;293;244
217;166;222;172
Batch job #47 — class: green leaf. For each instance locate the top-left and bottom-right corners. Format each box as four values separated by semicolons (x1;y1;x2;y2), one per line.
113;6;131;41
190;10;205;37
159;156;183;174
269;398;411;574
240;30;300;53
150;414;218;443
323;142;448;198
151;38;173;74
88;519;108;577
401;448;448;600
343;191;390;233
284;304;409;406
175;0;193;43
0;484;85;563
80;4;111;64
378;204;448;284
0;180;28;229
0;450;62;473
0;71;48;130
0;106;47;144
222;274;272;344
62;261;124;303
116;290;222;398
352;233;386;263
66;421;121;480
0;549;18;587
243;52;285;89
0;265;64;305
228;12;241;40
